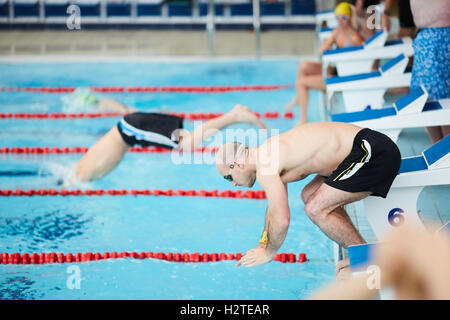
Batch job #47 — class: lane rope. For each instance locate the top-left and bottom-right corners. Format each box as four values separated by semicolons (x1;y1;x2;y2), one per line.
0;85;293;94
0;146;217;154
0;188;267;199
0;111;294;120
0;251;307;265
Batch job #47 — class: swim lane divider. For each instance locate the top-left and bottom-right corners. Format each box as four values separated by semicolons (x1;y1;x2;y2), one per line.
0;251;307;265
0;146;217;154
0;111;294;120
0;85;293;94
0;188;266;199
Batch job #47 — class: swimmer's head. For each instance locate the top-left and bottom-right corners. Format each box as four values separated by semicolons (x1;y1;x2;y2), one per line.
335;2;352;27
215;142;256;188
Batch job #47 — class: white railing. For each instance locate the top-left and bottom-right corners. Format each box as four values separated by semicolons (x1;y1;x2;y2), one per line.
0;0;317;57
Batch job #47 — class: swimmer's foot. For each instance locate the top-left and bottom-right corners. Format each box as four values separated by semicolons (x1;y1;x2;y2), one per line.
230;104;267;129
335;257;350;279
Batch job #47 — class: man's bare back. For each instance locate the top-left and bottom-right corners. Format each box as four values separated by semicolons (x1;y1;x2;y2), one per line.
256;122;362;182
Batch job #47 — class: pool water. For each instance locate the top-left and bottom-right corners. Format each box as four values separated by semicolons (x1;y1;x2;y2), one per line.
0;59;335;300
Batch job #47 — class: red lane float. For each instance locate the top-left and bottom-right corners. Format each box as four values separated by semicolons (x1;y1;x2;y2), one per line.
0;111;294;120
0;188;267;199
0;85;293;94
0;146;218;154
0;251;307;265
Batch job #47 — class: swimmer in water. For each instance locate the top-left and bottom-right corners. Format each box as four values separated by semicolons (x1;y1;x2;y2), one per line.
215;122;401;270
69;104;266;184
62;88;137;114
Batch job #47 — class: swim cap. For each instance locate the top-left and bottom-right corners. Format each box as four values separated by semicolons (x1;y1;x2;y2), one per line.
61;87;99;112
335;2;352;17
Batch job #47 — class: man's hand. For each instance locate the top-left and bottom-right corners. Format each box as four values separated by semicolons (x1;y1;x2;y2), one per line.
235;246;273;268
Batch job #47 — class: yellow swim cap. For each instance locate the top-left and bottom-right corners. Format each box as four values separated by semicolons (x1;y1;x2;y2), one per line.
335;2;352;17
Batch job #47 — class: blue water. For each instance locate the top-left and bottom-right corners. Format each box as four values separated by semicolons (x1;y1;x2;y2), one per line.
0;59;334;300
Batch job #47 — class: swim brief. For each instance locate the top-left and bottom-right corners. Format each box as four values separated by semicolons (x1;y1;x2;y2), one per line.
324;128;401;198
411;26;450;101
117;112;184;149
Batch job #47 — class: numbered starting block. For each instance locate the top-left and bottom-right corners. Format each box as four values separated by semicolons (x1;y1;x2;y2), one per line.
364;134;450;240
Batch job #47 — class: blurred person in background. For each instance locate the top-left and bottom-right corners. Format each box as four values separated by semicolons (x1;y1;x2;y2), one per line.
284;2;364;125
381;0;417;38
409;0;450;144
351;0;380;39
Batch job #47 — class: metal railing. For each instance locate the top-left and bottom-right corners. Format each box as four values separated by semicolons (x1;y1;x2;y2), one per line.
1;0;317;58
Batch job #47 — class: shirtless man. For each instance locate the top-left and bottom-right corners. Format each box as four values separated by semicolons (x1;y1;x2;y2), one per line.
216;122;401;268
71;105;266;183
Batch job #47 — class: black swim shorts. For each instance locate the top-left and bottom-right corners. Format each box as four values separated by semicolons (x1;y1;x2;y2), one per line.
324;128;401;198
117;112;184;149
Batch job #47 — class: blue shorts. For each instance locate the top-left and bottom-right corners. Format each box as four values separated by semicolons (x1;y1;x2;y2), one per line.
411;27;450;101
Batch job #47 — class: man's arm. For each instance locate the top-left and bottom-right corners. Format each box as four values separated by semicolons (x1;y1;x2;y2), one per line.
259;180;288;247
318;29;338;55
263;179;290;256
236;174;290;267
381;0;391;31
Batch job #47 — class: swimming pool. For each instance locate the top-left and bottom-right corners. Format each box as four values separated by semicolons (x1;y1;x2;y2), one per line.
0;59;335;300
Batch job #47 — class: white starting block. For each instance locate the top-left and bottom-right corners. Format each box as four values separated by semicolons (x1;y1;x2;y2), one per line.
331;86;450;142
364;134;450;241
322;31;413;76
347;135;450;298
326;53;411;112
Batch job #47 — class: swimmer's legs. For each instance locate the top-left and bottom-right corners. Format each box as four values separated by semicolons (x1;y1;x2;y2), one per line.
301;174;326;203
73;126;129;183
98;99;137;113
303;181;367;248
426;125;450;145
178;104;266;151
285;62;324;125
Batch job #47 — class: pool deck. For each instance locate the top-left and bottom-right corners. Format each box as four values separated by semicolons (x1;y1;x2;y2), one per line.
0;30;316;57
